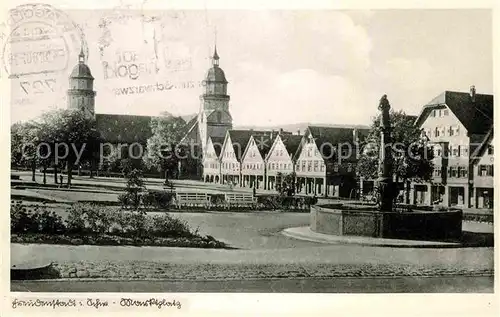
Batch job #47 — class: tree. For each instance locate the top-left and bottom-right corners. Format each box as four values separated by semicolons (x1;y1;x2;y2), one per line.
143;114;186;180
36;109;100;187
11;121;40;181
278;172;296;197
357;109;434;204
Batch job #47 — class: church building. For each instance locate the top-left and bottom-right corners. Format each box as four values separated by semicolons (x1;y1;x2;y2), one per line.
179;47;234;178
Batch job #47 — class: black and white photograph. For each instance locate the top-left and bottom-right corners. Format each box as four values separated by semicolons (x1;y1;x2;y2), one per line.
3;0;497;315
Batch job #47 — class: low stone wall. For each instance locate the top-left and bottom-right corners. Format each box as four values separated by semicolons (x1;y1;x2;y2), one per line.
310;205;463;241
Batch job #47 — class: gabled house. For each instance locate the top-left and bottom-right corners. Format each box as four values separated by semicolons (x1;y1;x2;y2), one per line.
413;86;493;207
219;130;265;185
265;133;303;190
202;136;224;183
470;128;494;209
294;125;369;197
240;131;279;189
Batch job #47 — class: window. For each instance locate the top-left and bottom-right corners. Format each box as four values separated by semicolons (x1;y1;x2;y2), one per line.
434;167;441;177
347;163;352;172
301;161;306;171
479;165;494;176
488;145;494;155
333;163;339;172
449;166;457;178
431;110;436;117
320;163;325;172
462;147;469;157
438;109;442;117
452;146;459;157
271;163;275;170
435;127;440;137
314;161;318;172
307;161;312;172
448;126;454;136
460;167;468;178
443;109;449;116
307;149;311;157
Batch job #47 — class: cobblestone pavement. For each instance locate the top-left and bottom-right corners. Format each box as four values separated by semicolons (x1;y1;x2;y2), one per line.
53;261;492;280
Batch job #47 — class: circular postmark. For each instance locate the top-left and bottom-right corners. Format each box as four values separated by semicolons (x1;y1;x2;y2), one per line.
3;3;89;115
3;3;88;77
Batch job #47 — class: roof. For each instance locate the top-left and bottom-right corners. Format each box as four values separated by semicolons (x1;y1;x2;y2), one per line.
226;130;272;161
179;116;199;145
306;125;370;161
209;136;225;157
281;134;303;157
251;133;277;159
415;91;493;134
70;63;94;79
96;114;153;143
206;66;227;83
471;127;494;164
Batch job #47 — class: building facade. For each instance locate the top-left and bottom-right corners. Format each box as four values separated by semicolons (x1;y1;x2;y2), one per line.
265;134;303;190
471;128;494;209
294;126;368;197
413;86;493;208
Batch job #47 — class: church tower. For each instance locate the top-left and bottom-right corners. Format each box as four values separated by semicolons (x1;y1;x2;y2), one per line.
67;47;96;117
198;46;233;149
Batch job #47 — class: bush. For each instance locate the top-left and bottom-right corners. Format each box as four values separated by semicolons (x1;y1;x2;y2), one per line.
128;211;149;237
141;191;174;209
149;213;194;238
256;194;316;211
85;206;115;234
66;203;117;234
11;201;38;233
37;206;65;234
11;201;65;234
66;203;87;233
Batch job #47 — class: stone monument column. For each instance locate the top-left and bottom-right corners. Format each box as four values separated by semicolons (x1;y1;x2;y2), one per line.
377;94;395;212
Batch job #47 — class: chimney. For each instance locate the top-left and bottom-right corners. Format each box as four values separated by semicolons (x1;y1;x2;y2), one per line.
470;85;476;102
353;129;359;143
297;129;301;136
279;128;283;135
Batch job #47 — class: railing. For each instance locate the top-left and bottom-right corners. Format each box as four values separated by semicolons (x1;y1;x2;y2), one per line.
224;193;257;209
175;192;211;209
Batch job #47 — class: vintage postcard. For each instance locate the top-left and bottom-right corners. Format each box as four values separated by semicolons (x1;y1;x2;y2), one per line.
2;0;498;316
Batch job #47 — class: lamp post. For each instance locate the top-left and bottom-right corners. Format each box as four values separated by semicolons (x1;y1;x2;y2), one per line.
376;94;396;212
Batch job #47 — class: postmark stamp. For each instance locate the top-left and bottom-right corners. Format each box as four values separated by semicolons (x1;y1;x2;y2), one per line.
97;8;196;97
3;3;88;109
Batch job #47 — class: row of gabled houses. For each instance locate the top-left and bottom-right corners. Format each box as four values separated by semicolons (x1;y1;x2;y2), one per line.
197;86;494;209
201;125;370;198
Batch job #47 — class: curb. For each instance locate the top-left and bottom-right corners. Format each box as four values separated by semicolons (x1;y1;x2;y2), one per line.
282;227;464;248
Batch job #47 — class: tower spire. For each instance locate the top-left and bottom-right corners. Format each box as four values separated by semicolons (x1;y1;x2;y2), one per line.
212;27;219;66
78;41;85;63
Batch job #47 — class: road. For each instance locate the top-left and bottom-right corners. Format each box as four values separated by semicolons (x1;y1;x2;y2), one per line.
11;276;493;293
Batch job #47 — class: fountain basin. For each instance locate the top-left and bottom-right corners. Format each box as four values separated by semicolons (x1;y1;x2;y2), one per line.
311;204;463;241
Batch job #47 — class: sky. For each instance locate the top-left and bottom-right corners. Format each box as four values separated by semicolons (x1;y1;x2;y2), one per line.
5;9;493;126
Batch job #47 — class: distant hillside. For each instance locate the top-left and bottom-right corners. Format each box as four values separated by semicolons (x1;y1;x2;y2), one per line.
234;122;372;135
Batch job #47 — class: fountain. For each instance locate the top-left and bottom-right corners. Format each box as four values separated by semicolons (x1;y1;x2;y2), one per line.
309;95;463;242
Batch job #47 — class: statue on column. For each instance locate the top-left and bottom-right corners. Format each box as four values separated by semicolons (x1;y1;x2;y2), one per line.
376;95;398;212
